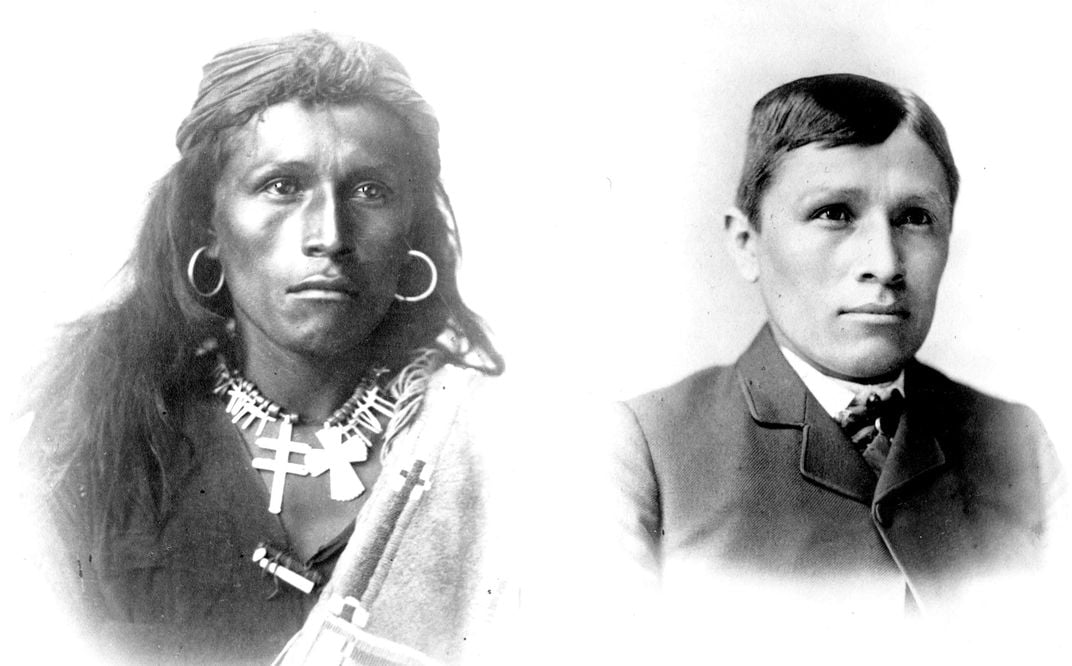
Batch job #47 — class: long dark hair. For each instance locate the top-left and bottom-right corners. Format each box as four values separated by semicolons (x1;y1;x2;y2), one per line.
26;32;502;537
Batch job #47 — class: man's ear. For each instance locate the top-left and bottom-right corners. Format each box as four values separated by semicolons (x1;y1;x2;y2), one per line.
204;228;221;260
724;207;760;283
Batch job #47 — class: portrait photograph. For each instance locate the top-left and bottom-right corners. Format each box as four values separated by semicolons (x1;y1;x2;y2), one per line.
4;1;1068;663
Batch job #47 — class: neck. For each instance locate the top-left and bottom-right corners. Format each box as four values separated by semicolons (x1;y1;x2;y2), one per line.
237;335;372;424
809;362;903;386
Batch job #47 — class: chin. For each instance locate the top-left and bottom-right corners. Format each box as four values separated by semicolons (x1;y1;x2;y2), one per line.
836;339;916;381
288;328;376;359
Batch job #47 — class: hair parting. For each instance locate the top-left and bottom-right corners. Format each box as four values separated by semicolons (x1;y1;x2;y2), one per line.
734;73;959;228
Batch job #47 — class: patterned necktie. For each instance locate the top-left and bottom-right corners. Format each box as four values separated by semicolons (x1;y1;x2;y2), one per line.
836;387;905;476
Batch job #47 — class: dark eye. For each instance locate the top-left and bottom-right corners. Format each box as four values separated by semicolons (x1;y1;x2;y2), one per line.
352;182;389;201
264;178;301;197
900;208;933;226
814;204;852;224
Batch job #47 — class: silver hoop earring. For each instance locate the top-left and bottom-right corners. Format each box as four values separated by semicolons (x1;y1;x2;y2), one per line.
394;250;438;303
187;246;226;298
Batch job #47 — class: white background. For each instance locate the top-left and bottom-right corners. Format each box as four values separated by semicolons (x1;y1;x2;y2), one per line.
3;0;1069;658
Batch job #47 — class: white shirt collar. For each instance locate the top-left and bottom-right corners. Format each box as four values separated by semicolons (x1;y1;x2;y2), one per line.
778;345;905;418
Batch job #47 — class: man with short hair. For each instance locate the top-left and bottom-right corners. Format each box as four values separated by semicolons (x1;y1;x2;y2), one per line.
619;74;1062;620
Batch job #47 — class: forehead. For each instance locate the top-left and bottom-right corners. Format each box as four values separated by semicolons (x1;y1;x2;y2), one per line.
224;99;418;174
763;126;951;211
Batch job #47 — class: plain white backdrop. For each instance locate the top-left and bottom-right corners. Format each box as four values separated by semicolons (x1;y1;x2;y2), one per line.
3;0;1069;659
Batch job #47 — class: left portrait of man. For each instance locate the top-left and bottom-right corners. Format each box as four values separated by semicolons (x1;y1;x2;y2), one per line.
11;24;534;666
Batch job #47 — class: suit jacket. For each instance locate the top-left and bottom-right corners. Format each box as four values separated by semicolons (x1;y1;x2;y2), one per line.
622;325;1060;615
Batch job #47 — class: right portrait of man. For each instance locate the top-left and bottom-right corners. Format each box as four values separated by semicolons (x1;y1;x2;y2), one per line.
612;73;1066;637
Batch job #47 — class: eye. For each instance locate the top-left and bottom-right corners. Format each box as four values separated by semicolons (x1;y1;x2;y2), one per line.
813;204;852;225
351;181;390;202
263;177;302;197
899;208;934;227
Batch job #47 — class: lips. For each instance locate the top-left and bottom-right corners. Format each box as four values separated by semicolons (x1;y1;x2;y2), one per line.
840;303;909;318
287;274;360;297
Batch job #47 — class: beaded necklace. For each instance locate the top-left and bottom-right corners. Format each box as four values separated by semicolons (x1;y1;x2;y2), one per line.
210;348;441;514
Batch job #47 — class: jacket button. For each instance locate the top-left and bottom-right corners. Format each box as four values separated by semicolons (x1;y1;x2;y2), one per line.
872;503;893;528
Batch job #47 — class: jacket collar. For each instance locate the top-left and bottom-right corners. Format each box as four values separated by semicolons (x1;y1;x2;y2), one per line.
735;325;809;427
873;363;947;503
736;325;947;505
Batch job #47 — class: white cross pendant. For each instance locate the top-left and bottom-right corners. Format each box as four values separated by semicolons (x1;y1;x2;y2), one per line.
252;417;310;514
304;426;368;501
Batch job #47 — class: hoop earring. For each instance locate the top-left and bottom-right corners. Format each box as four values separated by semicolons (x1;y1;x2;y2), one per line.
394;250;438;303
187;246;226;298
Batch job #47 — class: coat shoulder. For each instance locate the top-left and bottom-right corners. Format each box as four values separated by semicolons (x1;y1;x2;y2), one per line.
909;360;1061;516
625;364;737;442
909;361;1046;441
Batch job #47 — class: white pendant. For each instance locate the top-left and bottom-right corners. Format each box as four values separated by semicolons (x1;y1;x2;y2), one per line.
252;418;310;513
227;385;276;435
303;425;368;501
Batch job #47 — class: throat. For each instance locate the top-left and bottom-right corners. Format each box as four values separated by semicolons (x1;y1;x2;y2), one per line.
241;348;373;423
816;363;903;386
848;368;903;385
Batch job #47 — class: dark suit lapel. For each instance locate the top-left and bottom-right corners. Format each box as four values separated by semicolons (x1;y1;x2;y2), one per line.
873;410;946;505
800;400;877;503
872;362;964;608
736;326;875;504
875;361;950;505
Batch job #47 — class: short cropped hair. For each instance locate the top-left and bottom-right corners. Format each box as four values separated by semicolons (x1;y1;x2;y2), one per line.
735;73;959;227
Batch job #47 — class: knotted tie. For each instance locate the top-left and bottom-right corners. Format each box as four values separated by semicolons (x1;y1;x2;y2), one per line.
836;387;905;476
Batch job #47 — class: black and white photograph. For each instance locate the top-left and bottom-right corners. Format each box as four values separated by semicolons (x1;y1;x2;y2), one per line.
6;1;1069;663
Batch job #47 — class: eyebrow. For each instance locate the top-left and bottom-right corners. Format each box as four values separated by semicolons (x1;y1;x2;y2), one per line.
796;186;866;206
244;159;405;180
797;186;951;211
898;189;953;210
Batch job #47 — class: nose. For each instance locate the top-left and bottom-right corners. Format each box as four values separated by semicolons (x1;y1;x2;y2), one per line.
301;185;353;258
855;214;904;287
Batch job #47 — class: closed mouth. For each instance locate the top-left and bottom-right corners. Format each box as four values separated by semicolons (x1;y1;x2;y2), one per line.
287;275;359;296
840;304;909;318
